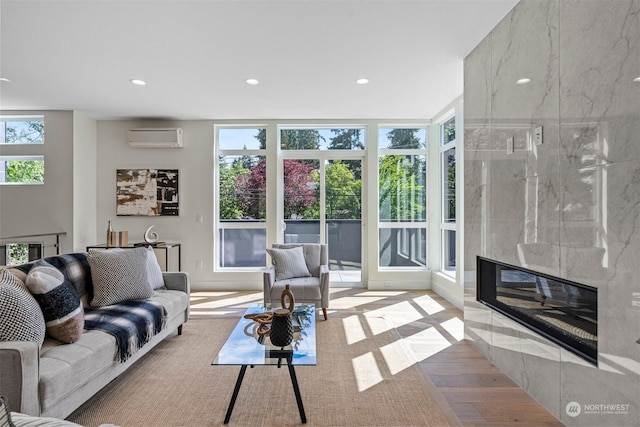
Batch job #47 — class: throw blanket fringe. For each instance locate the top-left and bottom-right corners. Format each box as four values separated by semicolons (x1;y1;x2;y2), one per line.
84;299;167;363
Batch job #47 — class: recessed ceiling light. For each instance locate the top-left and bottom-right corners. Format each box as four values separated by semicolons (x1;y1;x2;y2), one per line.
634;76;640;82
356;78;369;85
129;79;146;86
0;77;10;82
246;78;259;85
516;78;531;85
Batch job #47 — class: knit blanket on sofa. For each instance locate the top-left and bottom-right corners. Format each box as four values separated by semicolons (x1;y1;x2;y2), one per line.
84;299;167;363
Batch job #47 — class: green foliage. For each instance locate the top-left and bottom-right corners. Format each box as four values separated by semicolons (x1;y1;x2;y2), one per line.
325;161;361;219
280;129;324;150
386;129;424;149
218;159;248;220
6;160;44;183
7;243;28;266
379;155;426;221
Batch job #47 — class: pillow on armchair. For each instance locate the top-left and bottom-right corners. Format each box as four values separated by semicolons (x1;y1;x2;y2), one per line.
266;246;311;281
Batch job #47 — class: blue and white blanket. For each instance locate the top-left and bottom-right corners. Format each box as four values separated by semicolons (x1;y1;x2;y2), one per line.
84;299;167;363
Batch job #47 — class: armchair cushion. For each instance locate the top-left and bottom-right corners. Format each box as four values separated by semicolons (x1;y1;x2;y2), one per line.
266;246;311;281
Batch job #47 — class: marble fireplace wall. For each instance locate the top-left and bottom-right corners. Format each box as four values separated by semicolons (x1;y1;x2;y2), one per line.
463;1;640;426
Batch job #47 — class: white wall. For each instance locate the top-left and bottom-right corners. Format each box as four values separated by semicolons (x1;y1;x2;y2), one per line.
73;112;97;251
96;120;228;289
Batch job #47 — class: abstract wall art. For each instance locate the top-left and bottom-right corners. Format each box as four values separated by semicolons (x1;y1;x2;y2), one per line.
116;169;179;216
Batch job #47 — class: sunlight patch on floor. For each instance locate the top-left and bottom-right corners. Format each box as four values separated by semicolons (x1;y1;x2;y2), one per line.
364;301;422;333
330;296;388;310
380;338;417;375
402;327;451;362
342;315;367;345
190;292;262;309
352;352;383;392
412;294;446;315
190;292;237;300
355;291;407;297
440;317;464;341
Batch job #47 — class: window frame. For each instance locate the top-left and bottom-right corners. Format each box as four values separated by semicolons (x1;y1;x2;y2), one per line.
214;125;268;271
0;155;45;185
377;126;429;270
439;115;456;277
0;115;45;145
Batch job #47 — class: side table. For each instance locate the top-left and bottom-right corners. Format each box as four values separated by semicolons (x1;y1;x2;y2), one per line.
86;243;181;271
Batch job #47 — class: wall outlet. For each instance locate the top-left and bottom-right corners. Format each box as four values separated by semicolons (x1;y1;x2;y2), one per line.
196;214;203;223
534;126;543;145
507;136;514;154
195;259;203;269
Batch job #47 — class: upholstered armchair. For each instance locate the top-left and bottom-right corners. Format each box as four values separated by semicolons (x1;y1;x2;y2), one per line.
263;243;330;320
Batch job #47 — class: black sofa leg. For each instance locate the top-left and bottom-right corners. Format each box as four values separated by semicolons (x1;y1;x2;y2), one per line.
177;324;183;335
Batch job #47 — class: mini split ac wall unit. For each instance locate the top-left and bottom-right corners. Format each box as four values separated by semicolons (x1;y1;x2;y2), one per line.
127;128;183;148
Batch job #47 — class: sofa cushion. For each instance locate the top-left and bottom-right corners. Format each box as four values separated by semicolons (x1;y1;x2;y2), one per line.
0;269;46;347
145;246;165;290
13;253;93;306
25;260;84;344
266;246;311;281
38;290;188;410
88;248;153;307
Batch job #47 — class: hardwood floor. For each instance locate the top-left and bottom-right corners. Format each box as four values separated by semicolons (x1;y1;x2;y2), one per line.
190;287;564;427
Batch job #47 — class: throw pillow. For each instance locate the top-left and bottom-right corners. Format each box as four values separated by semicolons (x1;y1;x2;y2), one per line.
88;247;153;307
0;268;46;347
145;246;165;290
0;396;15;427
25;260;84;344
266;246;311;281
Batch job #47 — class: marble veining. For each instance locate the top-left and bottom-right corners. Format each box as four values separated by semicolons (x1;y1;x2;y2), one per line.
464;1;640;426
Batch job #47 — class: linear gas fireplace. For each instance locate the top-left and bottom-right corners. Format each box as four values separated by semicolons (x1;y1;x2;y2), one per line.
477;257;598;365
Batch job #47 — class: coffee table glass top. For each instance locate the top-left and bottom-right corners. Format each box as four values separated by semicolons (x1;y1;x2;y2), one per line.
212;304;316;366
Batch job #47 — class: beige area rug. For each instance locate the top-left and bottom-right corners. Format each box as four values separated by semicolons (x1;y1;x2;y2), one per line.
68;316;457;427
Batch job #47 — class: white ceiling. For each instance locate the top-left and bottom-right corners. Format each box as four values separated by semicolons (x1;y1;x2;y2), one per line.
0;0;517;121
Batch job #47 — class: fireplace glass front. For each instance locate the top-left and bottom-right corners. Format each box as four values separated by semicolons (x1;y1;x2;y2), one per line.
477;257;597;365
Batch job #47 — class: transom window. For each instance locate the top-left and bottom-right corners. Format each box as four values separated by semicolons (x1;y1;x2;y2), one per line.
1;116;44;144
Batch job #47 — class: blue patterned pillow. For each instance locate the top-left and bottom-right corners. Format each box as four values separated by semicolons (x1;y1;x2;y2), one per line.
25;260;84;344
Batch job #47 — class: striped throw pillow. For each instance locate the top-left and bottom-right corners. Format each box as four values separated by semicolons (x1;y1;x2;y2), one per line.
25;260;84;344
266;246;311;281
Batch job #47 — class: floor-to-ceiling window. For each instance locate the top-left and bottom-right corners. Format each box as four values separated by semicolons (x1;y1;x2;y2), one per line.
279;127;365;285
378;127;428;268
215;126;267;269
214;120;443;289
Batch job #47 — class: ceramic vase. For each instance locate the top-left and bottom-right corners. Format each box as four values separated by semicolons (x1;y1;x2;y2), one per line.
270;308;293;347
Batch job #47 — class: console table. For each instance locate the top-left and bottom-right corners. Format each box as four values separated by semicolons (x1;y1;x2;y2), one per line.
86;243;181;271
